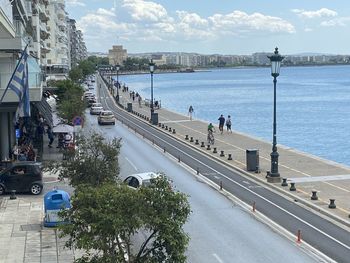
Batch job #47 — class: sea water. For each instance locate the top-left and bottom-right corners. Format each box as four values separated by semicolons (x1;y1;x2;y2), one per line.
119;65;350;166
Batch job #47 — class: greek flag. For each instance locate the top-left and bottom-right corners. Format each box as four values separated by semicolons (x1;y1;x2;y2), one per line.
1;47;31;117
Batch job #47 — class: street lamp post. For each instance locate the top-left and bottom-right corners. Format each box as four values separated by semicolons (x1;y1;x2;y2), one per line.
149;60;155;118
116;64;120;102
267;47;284;183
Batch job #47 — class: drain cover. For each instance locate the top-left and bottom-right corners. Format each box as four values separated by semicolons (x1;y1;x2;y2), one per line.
20;224;42;231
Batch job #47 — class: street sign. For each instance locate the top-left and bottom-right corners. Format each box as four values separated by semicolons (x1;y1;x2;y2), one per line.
72;116;84;126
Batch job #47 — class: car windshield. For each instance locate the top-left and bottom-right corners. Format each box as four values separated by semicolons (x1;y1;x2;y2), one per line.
102;112;113;116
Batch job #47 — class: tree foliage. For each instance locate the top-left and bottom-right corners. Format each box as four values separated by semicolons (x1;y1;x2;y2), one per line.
54;79;85;122
59;176;190;263
69;67;83;82
58;133;121;187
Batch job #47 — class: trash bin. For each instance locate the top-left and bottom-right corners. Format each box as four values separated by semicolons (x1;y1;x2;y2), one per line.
127;103;132;112
44;189;71;227
151;113;158;125
246;149;259;171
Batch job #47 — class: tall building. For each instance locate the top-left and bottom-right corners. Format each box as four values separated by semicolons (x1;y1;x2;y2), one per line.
0;0;44;160
67;18;87;68
108;45;127;65
0;0;87;161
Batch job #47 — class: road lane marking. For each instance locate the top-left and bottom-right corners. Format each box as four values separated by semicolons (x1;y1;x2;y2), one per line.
111;111;350;252
125;157;138;172
212;253;224;263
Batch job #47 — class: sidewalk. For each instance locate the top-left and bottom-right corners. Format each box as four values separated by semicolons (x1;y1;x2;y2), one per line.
113;79;350;228
0;136;79;263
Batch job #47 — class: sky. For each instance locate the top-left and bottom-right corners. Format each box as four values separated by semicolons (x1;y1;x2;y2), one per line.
65;0;350;55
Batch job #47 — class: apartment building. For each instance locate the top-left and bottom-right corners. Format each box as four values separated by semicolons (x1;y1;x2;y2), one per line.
67;18;87;68
0;0;87;161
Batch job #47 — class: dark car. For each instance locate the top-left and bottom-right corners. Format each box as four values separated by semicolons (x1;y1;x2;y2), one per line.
0;162;43;195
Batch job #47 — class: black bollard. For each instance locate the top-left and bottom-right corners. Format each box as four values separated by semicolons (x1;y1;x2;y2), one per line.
190;137;194;142
185;135;189;140
213;147;217;153
165;126;168;130
201;142;205;147
162;124;165;128
228;154;232;160
169;127;172;132
328;199;336;209
172;129;176;134
195;139;199;145
220;150;225;157
289;182;296;191
10;190;16;200
158;123;162;127
207;144;211;150
311;191;318;200
281;178;288;187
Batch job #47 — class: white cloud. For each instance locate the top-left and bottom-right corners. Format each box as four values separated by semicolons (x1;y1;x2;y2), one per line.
122;0;169;22
321;17;350;27
291;8;337;18
76;0;296;51
66;0;85;7
209;11;295;34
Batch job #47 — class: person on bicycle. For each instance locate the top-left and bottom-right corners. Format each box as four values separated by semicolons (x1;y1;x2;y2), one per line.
207;123;215;144
208;123;214;133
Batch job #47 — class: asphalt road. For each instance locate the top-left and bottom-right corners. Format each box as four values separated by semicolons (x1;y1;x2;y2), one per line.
95;80;350;262
83;98;317;262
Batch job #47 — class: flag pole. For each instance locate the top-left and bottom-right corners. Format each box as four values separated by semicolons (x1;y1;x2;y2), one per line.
0;44;29;104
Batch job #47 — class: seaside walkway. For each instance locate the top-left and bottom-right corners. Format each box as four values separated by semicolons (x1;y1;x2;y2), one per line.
116;87;350;227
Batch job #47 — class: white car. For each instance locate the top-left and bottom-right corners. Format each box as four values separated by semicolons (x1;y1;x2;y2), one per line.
91;103;102;108
123;172;160;189
90;106;104;115
98;110;116;125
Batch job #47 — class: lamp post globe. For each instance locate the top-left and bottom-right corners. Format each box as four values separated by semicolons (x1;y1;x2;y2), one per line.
149;59;155;117
267;47;284;182
116;64;120;102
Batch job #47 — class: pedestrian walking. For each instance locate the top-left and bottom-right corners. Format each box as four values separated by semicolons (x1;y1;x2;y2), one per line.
138;95;142;107
226;115;232;133
47;126;54;148
188;105;194;120
218;114;225;134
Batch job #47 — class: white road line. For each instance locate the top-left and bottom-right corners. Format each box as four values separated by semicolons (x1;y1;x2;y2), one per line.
112;110;350;252
212;253;224;263
125;157;138;172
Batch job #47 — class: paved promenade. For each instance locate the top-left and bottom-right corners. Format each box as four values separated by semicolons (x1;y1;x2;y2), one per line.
0;136;80;262
116;85;350;228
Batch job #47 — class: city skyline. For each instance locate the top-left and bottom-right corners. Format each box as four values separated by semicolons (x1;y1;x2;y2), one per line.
66;0;350;55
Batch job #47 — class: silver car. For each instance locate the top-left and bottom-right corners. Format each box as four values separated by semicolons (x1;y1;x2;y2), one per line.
90;106;104;115
98;110;116;125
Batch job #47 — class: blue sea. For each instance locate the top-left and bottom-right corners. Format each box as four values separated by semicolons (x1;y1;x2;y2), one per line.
119;65;350;166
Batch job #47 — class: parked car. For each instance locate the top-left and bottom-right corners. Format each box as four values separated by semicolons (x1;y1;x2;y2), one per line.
98;110;116;125
0;162;43;195
123;172;160;189
90;106;104;115
91;103;102;108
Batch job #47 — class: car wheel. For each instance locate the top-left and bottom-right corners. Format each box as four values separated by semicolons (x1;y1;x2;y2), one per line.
0;185;5;195
30;183;42;195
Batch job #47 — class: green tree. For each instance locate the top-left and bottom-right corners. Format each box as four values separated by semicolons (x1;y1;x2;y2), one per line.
54;80;85;122
58;133;121;187
69;67;83;82
59;176;190;263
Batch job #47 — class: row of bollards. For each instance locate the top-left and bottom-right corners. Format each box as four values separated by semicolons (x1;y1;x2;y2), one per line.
184;135;233;161
281;178;337;209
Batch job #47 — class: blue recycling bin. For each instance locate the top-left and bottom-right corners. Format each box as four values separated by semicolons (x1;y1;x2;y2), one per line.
44;189;71;227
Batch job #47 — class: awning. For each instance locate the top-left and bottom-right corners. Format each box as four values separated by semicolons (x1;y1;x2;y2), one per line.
52;124;74;133
34;97;53;127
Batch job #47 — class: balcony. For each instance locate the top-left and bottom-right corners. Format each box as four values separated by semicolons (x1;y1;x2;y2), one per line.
39;6;49;22
0;0;16;38
0;20;27;51
40;24;50;40
0;60;44;103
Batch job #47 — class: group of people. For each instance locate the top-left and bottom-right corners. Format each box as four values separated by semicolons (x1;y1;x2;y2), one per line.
188;105;232;145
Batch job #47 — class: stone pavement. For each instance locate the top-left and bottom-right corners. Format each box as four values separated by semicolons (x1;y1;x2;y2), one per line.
111;77;350;229
0;136;80;263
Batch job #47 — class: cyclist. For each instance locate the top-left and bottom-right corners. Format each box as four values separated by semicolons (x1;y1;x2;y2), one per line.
207;123;215;144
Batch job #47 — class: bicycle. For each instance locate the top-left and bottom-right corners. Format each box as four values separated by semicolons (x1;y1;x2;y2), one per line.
207;130;215;145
